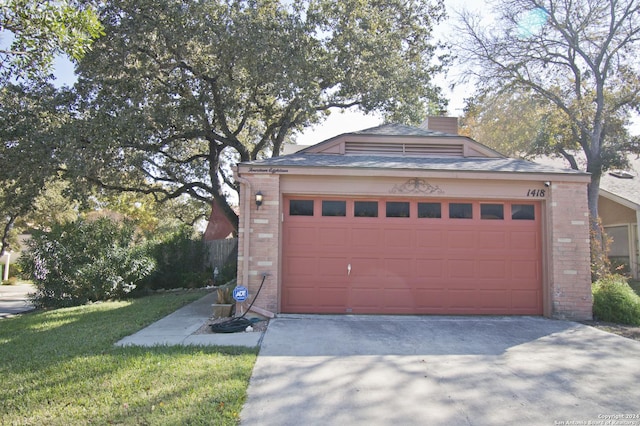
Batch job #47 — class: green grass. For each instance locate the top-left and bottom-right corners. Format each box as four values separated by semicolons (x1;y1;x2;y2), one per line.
629;279;640;297
0;291;258;425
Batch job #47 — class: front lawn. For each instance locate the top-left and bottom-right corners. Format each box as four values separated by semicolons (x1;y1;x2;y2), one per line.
0;291;258;425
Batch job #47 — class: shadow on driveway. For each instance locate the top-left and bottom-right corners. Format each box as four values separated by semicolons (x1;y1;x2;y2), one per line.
242;315;640;426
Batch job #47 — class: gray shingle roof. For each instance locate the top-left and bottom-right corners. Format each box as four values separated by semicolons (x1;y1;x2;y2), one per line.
243;154;588;175
352;123;456;137
533;155;640;208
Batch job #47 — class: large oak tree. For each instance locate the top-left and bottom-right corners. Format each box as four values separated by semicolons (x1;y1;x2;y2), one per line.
68;0;449;231
0;0;103;82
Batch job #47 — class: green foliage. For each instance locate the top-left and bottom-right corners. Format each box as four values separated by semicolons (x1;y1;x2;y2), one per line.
0;292;257;425
19;218;155;308
138;225;209;291
0;0;104;82
590;216;612;282
68;0;448;231
0;83;76;253
592;275;640;326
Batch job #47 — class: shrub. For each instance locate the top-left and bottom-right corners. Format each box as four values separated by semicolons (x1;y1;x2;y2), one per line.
19;218;155;308
592;275;640;326
137;225;209;291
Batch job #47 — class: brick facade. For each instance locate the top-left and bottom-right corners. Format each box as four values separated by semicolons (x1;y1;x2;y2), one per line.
237;174;281;314
547;182;593;320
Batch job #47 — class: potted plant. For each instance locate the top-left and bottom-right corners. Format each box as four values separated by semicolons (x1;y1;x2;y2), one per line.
212;280;235;318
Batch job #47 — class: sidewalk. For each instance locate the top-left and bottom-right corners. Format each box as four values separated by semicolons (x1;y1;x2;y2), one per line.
0;283;35;318
115;292;264;348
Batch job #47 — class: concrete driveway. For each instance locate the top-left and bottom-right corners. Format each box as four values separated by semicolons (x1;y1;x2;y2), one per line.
241;315;640;426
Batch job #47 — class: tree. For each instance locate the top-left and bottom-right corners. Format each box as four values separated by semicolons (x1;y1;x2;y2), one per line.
0;0;103;82
0;83;75;253
67;0;449;231
454;0;640;236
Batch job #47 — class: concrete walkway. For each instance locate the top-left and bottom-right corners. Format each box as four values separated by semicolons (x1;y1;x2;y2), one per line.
241;315;640;426
115;292;264;348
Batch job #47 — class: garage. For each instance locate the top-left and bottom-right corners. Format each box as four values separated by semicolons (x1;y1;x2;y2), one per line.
235;119;593;320
282;197;542;314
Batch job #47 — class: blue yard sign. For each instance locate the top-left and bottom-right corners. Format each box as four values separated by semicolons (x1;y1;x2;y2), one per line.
233;286;249;302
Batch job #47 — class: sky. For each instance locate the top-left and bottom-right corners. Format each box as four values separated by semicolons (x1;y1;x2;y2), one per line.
49;0;639;145
49;0;487;146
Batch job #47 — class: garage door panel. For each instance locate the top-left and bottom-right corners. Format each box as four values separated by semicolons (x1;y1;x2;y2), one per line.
510;231;539;250
286;256;317;276
416;230;444;248
319;228;349;247
413;289;447;307
317;257;350;277
478;231;506;249
478;290;510;309
352;228;381;247
512;260;540;280
478;260;507;279
447;290;478;309
448;259;475;278
385;229;415;248
448;230;476;249
416;259;445;278
286;226;317;247
385;258;413;277
512;289;540;309
282;197;542;315
351;257;382;277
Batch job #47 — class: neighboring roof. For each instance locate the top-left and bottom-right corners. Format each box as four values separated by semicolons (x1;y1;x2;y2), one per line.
204;199;236;240
242;153;588;176
533;154;640;209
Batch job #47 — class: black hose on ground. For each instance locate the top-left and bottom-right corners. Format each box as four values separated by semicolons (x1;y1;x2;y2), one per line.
210;274;267;333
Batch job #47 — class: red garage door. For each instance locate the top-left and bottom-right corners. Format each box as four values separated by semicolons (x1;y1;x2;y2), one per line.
282;197;542;315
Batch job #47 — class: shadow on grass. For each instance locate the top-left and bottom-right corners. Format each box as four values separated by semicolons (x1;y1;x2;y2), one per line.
0;292;258;425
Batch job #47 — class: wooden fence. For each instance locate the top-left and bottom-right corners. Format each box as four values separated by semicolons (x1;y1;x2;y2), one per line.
205;238;238;271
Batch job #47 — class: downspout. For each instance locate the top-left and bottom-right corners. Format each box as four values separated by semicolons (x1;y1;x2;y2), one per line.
235;169;252;288
635;210;640;279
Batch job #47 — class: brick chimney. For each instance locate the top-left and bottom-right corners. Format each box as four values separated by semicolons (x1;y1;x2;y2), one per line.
419;116;459;135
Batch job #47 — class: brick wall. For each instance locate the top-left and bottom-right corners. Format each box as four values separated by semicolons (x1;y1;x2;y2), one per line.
237;174;281;314
548;182;593;320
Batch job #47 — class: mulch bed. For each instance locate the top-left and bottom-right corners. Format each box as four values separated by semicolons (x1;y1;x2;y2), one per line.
581;321;640;341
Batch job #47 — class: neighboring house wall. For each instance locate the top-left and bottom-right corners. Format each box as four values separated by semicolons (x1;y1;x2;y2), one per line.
599;197;637;225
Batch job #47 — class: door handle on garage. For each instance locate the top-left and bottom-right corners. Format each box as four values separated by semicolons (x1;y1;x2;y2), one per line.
347;263;351;276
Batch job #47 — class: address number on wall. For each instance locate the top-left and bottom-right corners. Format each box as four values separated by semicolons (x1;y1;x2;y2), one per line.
526;189;546;197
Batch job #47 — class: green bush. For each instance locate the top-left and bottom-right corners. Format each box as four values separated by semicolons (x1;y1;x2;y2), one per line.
137;225;209;291
19;218;156;308
592;275;640;325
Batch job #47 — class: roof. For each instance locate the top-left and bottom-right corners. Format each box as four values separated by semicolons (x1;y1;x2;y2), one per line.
533;154;640;209
351;123;457;138
242;154;587;175
239;123;590;178
297;123;505;158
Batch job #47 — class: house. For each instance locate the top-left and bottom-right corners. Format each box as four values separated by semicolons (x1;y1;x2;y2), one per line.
599;159;639;278
235;118;593;320
534;155;640;279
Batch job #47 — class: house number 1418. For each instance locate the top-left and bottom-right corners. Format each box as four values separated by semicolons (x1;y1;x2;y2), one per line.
526;189;546;197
